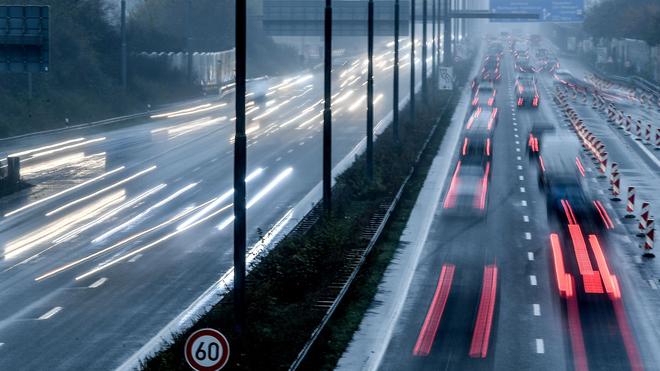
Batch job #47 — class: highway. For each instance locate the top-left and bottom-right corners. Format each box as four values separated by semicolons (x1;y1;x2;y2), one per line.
340;31;660;371
0;37;425;369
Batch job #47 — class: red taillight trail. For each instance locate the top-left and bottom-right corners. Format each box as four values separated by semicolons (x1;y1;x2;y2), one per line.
413;264;456;356
469;264;498;358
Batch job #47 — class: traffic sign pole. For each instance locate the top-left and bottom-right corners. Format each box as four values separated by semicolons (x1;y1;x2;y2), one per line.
410;0;415;126
393;0;400;143
323;0;332;211
367;0;374;180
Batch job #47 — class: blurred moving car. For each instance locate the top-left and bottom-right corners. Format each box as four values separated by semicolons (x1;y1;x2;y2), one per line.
247;76;270;102
515;74;540;108
537;135;606;230
444;107;497;214
481;55;501;82
471;82;497;109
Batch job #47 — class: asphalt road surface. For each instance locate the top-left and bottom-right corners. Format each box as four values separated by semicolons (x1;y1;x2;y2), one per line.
374;35;660;371
0;38;425;370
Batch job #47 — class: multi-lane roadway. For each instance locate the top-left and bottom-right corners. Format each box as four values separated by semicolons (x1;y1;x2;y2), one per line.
0;38;426;370
341;32;660;371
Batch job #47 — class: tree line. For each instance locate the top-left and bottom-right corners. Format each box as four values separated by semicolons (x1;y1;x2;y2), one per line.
0;0;298;138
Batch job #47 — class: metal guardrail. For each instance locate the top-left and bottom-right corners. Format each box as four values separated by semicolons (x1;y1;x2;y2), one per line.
288;92;454;370
592;68;660;96
0;96;225;143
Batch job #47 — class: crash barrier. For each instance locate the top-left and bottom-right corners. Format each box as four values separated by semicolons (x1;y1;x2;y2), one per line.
552;89;656;256
638;202;650;237
610;168;620;199
0;156;20;195
609;162;620;199
626;187;636;217
643;218;655;253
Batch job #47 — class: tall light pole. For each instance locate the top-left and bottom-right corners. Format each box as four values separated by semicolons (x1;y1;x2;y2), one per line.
120;0;127;89
366;0;374;179
432;0;436;79
443;0;451;65
323;0;332;211
410;0;415;125
393;0;400;142
234;0;247;341
421;0;427;101
186;0;193;82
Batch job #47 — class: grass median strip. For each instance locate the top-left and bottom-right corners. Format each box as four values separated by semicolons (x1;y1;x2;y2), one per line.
142;65;468;371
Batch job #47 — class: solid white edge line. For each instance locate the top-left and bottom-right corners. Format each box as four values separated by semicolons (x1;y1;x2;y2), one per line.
536;338;545;354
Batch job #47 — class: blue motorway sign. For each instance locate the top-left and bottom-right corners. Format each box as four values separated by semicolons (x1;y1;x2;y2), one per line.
490;0;584;22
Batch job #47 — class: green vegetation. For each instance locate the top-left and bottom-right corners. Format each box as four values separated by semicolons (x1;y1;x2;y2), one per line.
584;0;660;46
299;90;460;371
0;0;299;138
142;60;470;371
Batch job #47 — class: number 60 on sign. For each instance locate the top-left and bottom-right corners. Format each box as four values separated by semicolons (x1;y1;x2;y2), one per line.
184;328;230;371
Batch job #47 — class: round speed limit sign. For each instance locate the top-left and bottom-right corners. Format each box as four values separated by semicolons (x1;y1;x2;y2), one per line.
184;328;230;371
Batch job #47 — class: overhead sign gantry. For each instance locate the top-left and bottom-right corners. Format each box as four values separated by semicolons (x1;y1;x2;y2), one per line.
490;0;584;22
262;0;410;36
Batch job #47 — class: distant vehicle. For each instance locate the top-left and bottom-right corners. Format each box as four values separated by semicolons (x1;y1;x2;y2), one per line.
444;107;497;214
480;56;501;82
515;57;534;73
247;76;270;102
515;75;540;108
527;122;556;158
512;40;529;58
487;42;504;57
444;162;490;213
471;82;497;109
466;106;499;134
537;135;597;227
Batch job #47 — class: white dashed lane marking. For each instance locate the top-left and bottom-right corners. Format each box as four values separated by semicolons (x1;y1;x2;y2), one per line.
128;254;143;263
536;339;545;354
523;215;529;222
525;232;532;240
529;275;537;286
38;306;62;320
528;252;534;261
89;277;107;289
521;200;528;206
520;187;526;193
533;304;541;316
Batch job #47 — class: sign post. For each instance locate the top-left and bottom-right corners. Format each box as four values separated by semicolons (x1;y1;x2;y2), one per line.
184;328;230;371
